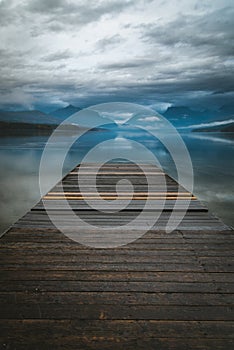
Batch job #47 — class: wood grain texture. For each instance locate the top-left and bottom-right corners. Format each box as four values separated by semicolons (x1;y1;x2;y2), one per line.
0;163;233;349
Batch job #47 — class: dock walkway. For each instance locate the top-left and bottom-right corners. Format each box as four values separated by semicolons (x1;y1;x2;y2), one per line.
0;163;233;349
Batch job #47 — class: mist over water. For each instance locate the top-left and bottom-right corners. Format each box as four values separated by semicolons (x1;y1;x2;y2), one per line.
0;130;233;235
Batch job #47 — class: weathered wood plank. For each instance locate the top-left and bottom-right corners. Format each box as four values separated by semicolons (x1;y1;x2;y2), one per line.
1;281;234;293
0;163;233;350
1;303;233;320
0;270;233;282
1;291;234;305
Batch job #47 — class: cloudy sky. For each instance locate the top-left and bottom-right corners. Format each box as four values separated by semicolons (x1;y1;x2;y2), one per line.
0;0;233;112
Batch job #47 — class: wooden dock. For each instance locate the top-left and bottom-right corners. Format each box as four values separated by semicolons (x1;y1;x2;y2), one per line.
0;163;233;349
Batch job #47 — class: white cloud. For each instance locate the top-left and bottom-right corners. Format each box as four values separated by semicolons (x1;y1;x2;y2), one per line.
0;88;36;109
138;116;160;122
182;119;234;129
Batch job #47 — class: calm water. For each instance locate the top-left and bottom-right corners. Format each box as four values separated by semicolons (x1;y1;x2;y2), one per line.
0;129;233;235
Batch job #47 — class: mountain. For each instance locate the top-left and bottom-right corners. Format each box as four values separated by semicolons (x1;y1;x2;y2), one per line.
163;106;199;120
0;109;63;136
161;105;234;129
0;110;61;125
50;104;82;119
124;112;165;130
0;120;57;136
67;108;116;128
192;119;234;133
162;106;223;128
219;104;234;116
1;104;233;133
0;105;113;133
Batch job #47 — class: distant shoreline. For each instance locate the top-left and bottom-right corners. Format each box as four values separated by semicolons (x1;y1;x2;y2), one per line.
0;121;107;137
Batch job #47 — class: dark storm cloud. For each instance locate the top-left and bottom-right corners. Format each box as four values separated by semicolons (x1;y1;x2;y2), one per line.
100;58;156;70
95;35;123;52
0;0;137;36
0;0;234;110
42;50;72;62
0;0;17;26
26;0;136;29
27;0;135;15
143;6;234;57
27;0;70;13
120;5;234;107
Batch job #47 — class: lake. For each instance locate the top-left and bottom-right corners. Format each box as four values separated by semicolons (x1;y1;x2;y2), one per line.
0;128;233;235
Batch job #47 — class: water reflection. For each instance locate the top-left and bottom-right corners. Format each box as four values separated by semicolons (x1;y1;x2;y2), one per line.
0;130;233;235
